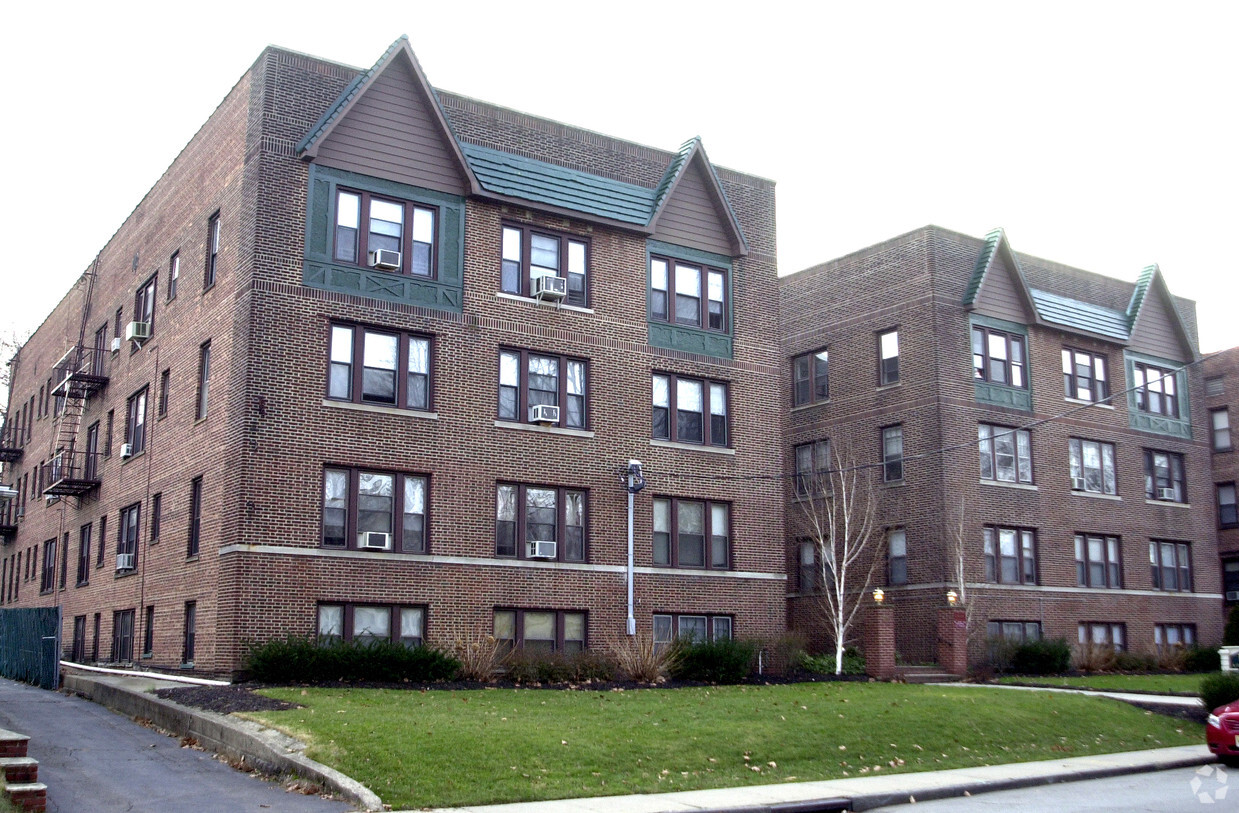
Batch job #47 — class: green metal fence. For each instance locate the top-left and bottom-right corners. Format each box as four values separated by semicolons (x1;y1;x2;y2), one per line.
0;607;61;689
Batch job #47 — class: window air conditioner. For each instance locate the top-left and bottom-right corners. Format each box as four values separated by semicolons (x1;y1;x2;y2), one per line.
116;553;135;571
527;540;557;559
124;321;151;342
1157;487;1177;501
1071;477;1087;491
0;485;15;502
358;531;392;551
110;337;122;353
45;495;59;507
1227;591;1239;602
367;249;401;271
120;443;134;459
532;275;568;302
529;404;560;425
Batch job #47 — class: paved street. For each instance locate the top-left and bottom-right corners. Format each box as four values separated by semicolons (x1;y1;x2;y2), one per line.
0;677;355;813
868;764;1231;812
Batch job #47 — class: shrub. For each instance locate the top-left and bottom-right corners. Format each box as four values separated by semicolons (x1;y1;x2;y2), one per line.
1113;650;1158;672
669;638;756;684
764;632;809;676
985;638;1018;673
244;636;460;683
608;633;676;683
437;625;503;682
1201;672;1239;711
1155;645;1187;672
799;647;866;676
1009;638;1071;674
1184;645;1221;673
1073;641;1117;673
1226;606;1239;646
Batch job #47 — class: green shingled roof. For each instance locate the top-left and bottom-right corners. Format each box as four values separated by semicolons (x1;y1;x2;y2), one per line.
1029;288;1130;341
1126;264;1157;331
461;142;658;226
963;228;1004;306
651;138;697;214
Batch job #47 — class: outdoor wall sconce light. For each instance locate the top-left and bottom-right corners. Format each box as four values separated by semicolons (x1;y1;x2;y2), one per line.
946;589;959;606
872;588;885;604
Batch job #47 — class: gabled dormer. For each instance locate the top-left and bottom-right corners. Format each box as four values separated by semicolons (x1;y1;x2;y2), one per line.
1124;264;1199;439
964;229;1038;411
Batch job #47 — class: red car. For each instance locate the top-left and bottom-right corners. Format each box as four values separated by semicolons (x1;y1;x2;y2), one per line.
1207;702;1239;764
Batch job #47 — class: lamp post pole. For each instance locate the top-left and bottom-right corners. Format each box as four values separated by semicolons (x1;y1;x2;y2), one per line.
623;460;644;636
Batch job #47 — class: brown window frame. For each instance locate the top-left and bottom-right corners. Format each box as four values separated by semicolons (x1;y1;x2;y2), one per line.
652;372;728;447
183;601;197;665
1219;483;1238;529
150;493;162;545
317;602;426;648
493;608;586;655
205;212;220;289
878;329;900;386
649;254;727;332
96;515;106;568
500;223;590;307
112;609;135;662
40;537;56;594
882;424;904;482
1132;362;1180;418
196;341;211;420
652;613;732;652
1150;540;1192;592
1212;408;1232;452
499;348;589;430
986;620;1041;642
1144;449;1186;502
494;483;588;563
1079;621;1126;651
167;251;180;301
792;349;829;406
76;523;91;587
142;604;155;657
979;424;1033;484
158;369;170;418
651;496;730;570
794;439;831;497
117;503;140;570
133;273;157;338
333;189;438;278
1069;437;1116;495
124;387;148;456
983;526;1037;585
321;467;428;554
1062;347;1109;402
1074;533;1122;588
887;527;907;585
972;325;1027;388
187;477;203;558
327;323;433;412
1154;622;1196;651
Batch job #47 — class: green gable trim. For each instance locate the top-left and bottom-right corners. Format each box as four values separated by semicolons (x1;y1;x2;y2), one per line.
645;240;733;360
302;164;465;313
1123;350;1192;440
962;228;1003;306
970;315;1031;411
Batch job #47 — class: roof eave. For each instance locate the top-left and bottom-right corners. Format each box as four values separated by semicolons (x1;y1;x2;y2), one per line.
647;138;748;258
471;189;655;235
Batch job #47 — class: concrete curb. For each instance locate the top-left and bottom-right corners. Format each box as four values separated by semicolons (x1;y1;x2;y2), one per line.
61;673;383;812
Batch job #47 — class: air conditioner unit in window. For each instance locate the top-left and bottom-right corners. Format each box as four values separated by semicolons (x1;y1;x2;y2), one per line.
529;404;560;425
1071;477;1087;491
0;485;15;502
1157;487;1177;501
14;505;25;518
44;495;59;507
527;540;556;559
116;553;135;571
1227;591;1239;602
532;275;568;302
367;249;401;270
358;531;392;551
120;443;134;459
124;321;151;342
110;337;122;353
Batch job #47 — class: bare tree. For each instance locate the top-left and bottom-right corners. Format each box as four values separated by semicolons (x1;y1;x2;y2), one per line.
794;441;884;674
0;329;28;410
947;496;978;647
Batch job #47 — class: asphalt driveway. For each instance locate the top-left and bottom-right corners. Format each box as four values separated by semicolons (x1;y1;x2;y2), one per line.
0;677;355;812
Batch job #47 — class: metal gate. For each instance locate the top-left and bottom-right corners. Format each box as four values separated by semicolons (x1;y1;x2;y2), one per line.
0;607;61;689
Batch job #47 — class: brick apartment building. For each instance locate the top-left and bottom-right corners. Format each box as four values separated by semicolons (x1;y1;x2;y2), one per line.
1204;346;1239;613
781;226;1222;662
0;38;786;676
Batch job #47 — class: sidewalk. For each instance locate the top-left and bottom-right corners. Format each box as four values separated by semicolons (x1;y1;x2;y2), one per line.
929;681;1204;708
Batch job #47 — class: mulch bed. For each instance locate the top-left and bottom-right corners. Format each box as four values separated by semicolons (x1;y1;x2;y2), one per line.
155;685;303;714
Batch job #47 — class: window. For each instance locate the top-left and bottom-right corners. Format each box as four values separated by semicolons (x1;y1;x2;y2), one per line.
328;324;432;411
983;526;1036;584
986;621;1041;642
96;515;106;568
104;410;114;458
653;614;732;652
134;274;157;336
652;497;729;569
117;504;140;571
1213;409;1232;452
494;609;585;654
1150;540;1192;592
84;422;99;481
495;484;586;562
188;477;203;557
205;212;220;288
798;540;818;593
1079;622;1125;651
318;604;423;648
76;523;91;587
652;373;727;446
167;252;179;300
1144;449;1185;502
1132;362;1179;418
322;468;427;553
1219;484;1238;529
92;613;100;662
979;425;1032;484
501;224;588;307
158;369;169;418
650;255;726;331
792;350;829;406
92;325;108;375
888;528;907;585
124;388;147;455
183;602;197;664
1074;533;1122;588
112;609;135;662
114;307;123;343
1226;560;1239;600
143;605;154;657
71;616;86;662
499;349;587;429
882;425;904;482
150;494;162;544
1154;623;1196;651
1067;438;1117;495
1062;348;1109;402
794;439;831;497
878;329;899;385
196;342;211;420
40;538;55;593
972;325;1026;387
335;189;435;277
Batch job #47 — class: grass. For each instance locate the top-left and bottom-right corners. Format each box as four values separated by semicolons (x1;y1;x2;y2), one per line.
994;672;1216;695
248;682;1199;809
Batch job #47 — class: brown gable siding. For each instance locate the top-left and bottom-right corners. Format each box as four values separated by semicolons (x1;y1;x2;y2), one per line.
973;252;1031;324
1130;286;1191;361
652;161;734;256
314;59;467;196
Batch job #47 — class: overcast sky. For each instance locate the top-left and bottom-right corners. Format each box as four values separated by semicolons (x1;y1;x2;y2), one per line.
1;1;1235;352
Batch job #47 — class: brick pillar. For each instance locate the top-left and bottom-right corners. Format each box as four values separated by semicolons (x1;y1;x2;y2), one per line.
938;608;968;676
865;605;896;680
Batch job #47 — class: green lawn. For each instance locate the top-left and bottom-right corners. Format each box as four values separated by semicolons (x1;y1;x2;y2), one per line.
249;682;1199;809
994;673;1214;695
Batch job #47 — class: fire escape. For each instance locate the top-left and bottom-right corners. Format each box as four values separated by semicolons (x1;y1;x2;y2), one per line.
0;337;24;540
44;262;106;504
